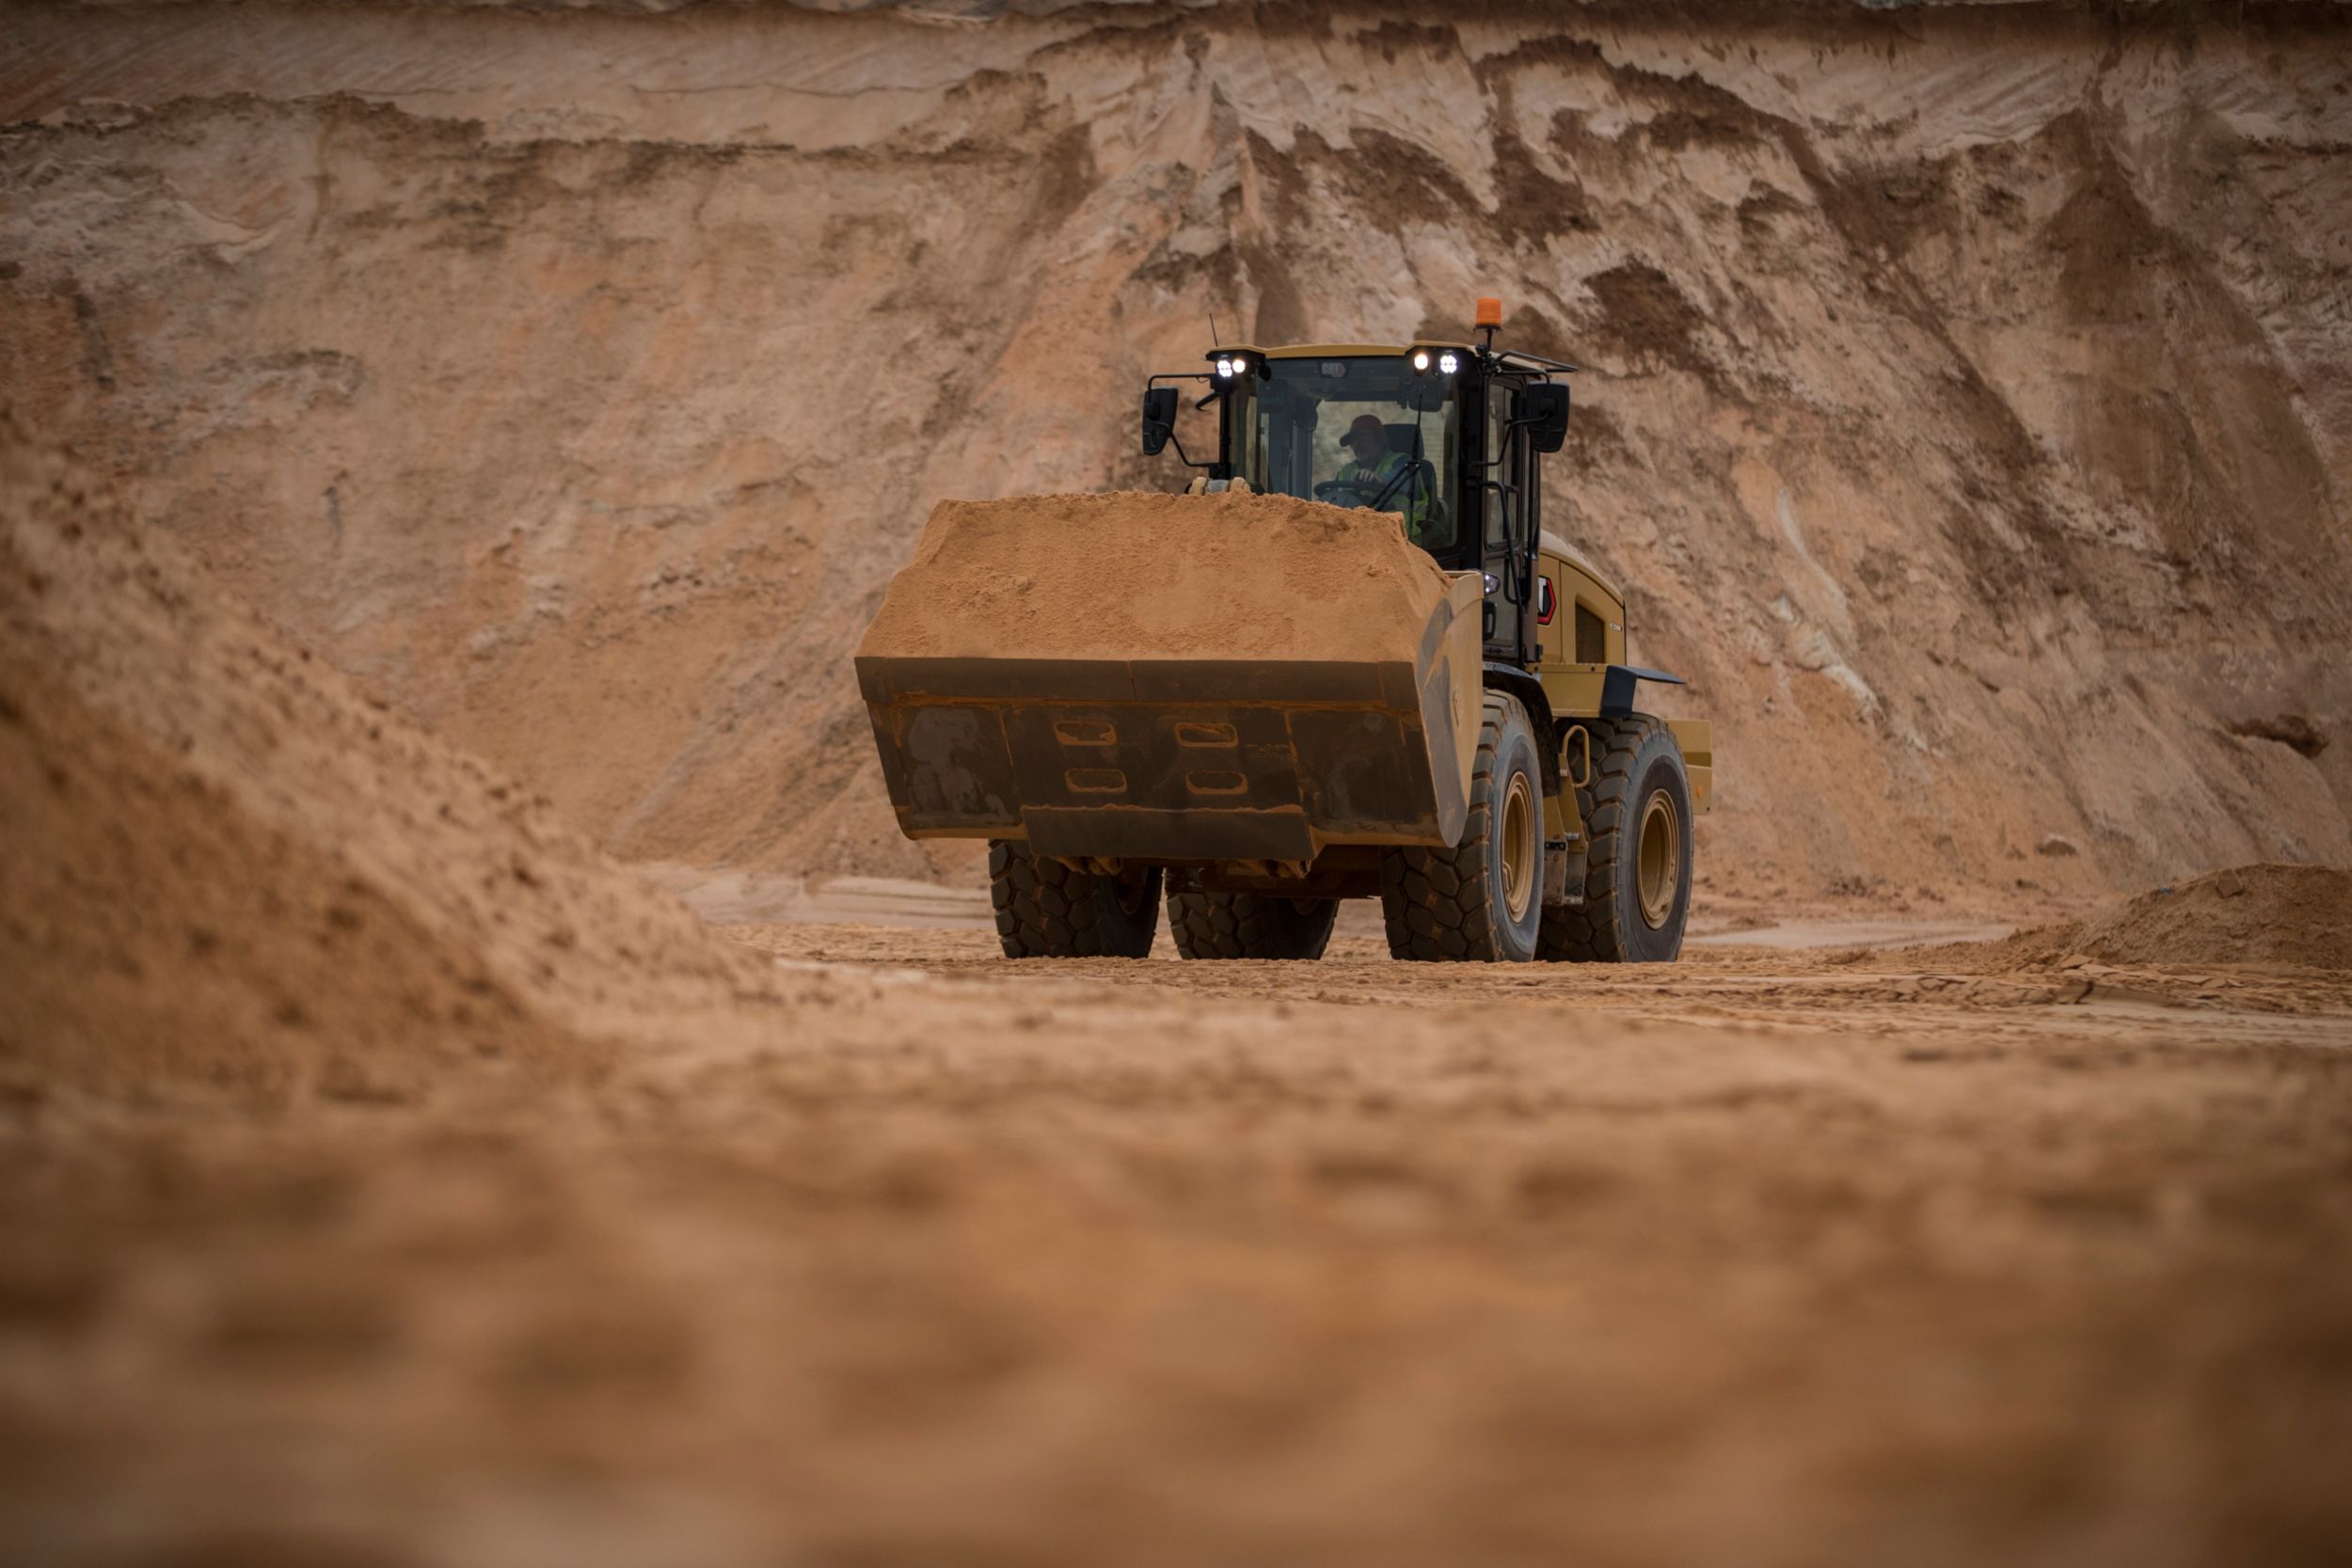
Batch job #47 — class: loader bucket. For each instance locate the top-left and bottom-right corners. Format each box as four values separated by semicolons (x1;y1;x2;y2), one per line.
854;492;1486;864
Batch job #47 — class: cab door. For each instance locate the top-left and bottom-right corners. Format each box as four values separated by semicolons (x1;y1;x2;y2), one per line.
1480;377;1534;662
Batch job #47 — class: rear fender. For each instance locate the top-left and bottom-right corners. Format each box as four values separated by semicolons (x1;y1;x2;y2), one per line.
1481;662;1556;794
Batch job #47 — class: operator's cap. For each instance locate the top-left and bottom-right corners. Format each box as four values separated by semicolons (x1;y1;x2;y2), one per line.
1345;414;1386;443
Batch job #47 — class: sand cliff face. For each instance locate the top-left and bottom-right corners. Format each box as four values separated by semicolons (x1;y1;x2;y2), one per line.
3;2;2347;899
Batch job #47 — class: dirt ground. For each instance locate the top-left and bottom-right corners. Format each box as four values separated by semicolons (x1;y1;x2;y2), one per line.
5;925;2349;1567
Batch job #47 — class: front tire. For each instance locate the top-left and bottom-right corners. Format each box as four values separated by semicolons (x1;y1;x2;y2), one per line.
1167;890;1339;960
1539;714;1692;963
1379;692;1545;962
988;841;1161;958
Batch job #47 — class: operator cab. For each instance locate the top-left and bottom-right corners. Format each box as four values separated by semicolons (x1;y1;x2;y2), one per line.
1224;352;1461;549
1139;304;1573;664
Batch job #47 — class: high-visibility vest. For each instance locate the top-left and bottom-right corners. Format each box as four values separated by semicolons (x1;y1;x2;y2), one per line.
1336;451;1431;539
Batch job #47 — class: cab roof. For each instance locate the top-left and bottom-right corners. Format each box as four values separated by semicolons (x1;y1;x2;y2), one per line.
1226;341;1473;360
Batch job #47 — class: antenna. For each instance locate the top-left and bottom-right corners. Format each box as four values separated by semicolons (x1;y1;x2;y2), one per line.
1208;311;1221;349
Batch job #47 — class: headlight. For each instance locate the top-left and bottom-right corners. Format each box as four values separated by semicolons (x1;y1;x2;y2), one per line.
1410;349;1431;372
1438;351;1459;374
1215;356;1234;378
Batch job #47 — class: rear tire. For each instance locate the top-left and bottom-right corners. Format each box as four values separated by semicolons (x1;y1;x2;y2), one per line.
1167;890;1339;960
988;841;1161;958
1379;692;1544;963
1539;714;1692;963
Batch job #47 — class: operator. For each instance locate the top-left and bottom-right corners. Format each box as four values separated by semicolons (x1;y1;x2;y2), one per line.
1331;414;1431;543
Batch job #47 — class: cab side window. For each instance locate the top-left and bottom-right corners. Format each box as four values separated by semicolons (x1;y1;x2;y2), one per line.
1483;382;1510;547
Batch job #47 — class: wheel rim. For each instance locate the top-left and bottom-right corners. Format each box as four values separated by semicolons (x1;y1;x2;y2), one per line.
1637;789;1680;930
1500;770;1536;924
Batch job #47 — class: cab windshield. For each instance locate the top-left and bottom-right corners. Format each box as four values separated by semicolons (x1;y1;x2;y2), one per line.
1227;356;1461;551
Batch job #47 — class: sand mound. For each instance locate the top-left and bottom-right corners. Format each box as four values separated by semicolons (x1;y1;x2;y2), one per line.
0;418;776;1100
2072;863;2352;973
859;490;1456;664
0;646;576;1099
1882;863;2352;974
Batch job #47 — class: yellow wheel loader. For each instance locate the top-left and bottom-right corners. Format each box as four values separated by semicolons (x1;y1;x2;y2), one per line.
855;299;1710;962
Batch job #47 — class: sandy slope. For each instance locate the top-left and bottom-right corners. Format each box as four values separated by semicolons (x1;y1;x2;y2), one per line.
0;416;837;1094
3;1;2347;901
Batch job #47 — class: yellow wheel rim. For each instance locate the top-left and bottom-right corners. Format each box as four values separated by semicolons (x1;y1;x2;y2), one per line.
1501;770;1536;924
1637;789;1680;930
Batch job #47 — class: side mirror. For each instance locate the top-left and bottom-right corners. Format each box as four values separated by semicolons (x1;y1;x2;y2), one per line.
1522;383;1570;454
1140;387;1178;456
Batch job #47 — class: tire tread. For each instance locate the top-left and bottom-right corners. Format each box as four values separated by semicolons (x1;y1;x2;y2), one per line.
989;841;1158;958
1167;891;1338;960
1381;693;1531;962
1540;713;1677;962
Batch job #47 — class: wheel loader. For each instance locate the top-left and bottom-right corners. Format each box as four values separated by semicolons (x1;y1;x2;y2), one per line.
855;297;1710;962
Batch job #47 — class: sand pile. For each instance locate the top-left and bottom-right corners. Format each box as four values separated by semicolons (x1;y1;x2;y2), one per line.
0;418;778;1100
1886;862;2352;974
2070;863;2352;973
859;490;1456;663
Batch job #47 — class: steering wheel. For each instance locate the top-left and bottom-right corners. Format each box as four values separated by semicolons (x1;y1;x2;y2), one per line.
1313;478;1387;505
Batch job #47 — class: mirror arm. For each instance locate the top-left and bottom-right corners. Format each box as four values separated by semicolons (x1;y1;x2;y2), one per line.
1164;431;1216;472
1141;372;1220;471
